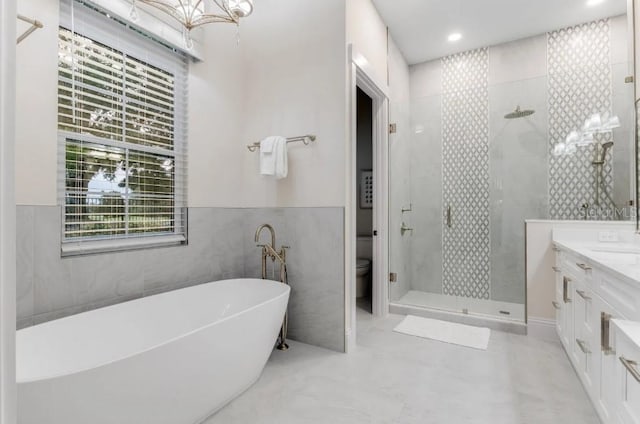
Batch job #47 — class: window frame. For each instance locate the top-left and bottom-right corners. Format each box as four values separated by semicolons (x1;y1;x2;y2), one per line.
58;0;188;256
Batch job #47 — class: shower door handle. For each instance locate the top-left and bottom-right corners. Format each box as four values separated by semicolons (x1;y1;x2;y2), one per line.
446;206;452;228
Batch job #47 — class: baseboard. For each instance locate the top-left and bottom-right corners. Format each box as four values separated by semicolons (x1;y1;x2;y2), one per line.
527;317;559;342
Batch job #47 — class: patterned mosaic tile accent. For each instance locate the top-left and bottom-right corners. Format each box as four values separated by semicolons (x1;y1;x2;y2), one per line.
441;48;491;300
548;19;613;219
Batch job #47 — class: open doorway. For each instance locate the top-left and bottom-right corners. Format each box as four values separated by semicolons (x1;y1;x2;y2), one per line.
346;46;389;352
355;87;374;314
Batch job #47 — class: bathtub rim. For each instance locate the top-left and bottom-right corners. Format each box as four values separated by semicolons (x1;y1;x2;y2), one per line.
17;278;290;384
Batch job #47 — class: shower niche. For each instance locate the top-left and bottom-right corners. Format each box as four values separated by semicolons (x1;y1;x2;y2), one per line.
389;7;636;323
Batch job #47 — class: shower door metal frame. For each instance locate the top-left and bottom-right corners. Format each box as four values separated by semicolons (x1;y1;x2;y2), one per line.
346;44;390;353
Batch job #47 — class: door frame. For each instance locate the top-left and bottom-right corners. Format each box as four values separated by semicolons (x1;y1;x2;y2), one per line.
0;0;17;423
345;45;390;352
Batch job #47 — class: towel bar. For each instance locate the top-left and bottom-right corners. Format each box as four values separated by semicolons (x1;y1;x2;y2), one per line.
17;14;43;44
247;135;316;152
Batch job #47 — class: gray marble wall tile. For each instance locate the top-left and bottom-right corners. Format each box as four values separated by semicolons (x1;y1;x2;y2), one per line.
32;305;89;326
32;206;76;315
611;62;635;213
410;96;443;295
87;250;145;306
238;207;345;352
489;77;548;303
142;244;192;294
281;208;345;352
389;98;412;302
209;208;249;279
241;208;287;280
16;206;34;320
17;206;346;353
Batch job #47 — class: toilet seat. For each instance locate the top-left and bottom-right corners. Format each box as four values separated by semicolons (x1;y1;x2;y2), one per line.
356;259;370;270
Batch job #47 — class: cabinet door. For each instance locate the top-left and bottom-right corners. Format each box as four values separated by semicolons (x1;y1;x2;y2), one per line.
616;332;640;424
573;280;597;395
596;296;622;422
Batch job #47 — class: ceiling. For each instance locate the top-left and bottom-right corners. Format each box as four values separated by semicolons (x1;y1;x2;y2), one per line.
371;0;627;65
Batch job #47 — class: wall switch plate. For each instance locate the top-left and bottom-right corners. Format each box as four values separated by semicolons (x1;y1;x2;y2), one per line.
598;231;619;242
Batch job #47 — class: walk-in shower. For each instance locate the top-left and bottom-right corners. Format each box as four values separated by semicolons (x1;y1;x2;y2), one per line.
388;14;635;326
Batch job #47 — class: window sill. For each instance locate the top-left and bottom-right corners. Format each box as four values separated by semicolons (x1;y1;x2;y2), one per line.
61;234;187;257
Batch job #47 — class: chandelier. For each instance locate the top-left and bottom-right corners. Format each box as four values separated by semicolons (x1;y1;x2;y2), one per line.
130;0;254;47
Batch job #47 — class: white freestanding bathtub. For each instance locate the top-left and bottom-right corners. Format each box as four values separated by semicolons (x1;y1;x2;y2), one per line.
17;278;290;424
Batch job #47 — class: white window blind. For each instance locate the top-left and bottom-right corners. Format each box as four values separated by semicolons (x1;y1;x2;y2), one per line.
58;0;188;255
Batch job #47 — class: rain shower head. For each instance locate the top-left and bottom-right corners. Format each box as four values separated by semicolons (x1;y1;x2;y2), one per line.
504;106;535;119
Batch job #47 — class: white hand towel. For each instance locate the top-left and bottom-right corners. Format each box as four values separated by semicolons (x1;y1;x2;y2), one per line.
260;137;276;153
274;136;288;179
260;136;279;176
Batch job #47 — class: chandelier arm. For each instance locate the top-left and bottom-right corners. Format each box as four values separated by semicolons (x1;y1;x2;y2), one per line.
190;16;237;28
138;1;189;25
212;0;234;15
138;0;240;29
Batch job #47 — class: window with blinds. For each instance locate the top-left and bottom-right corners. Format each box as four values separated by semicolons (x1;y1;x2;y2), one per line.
58;0;188;255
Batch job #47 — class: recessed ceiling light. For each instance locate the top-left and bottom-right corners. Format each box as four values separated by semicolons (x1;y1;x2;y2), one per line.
586;0;606;7
448;33;462;42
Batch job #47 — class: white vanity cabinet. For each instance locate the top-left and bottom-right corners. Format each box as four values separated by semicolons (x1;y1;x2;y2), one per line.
613;321;640;424
553;245;640;424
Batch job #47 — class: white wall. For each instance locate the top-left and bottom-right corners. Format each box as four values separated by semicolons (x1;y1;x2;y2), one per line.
15;0;247;208
15;0;58;206
346;0;389;85
15;0;347;209
0;1;17;422
233;0;347;208
187;25;245;207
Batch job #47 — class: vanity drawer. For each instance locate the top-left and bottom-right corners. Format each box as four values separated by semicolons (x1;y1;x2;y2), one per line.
593;270;640;321
561;255;593;282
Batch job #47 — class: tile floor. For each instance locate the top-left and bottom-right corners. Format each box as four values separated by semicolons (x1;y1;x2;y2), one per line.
204;310;600;424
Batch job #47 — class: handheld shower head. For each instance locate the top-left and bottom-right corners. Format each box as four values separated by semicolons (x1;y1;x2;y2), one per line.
593;141;614;165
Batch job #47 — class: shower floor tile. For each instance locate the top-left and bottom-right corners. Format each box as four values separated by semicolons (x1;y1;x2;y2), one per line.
204;311;599;424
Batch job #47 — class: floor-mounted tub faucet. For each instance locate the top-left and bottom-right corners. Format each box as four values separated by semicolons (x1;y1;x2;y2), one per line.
255;224;290;351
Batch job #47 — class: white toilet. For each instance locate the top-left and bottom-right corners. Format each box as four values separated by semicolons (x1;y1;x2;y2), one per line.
356;258;371;298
